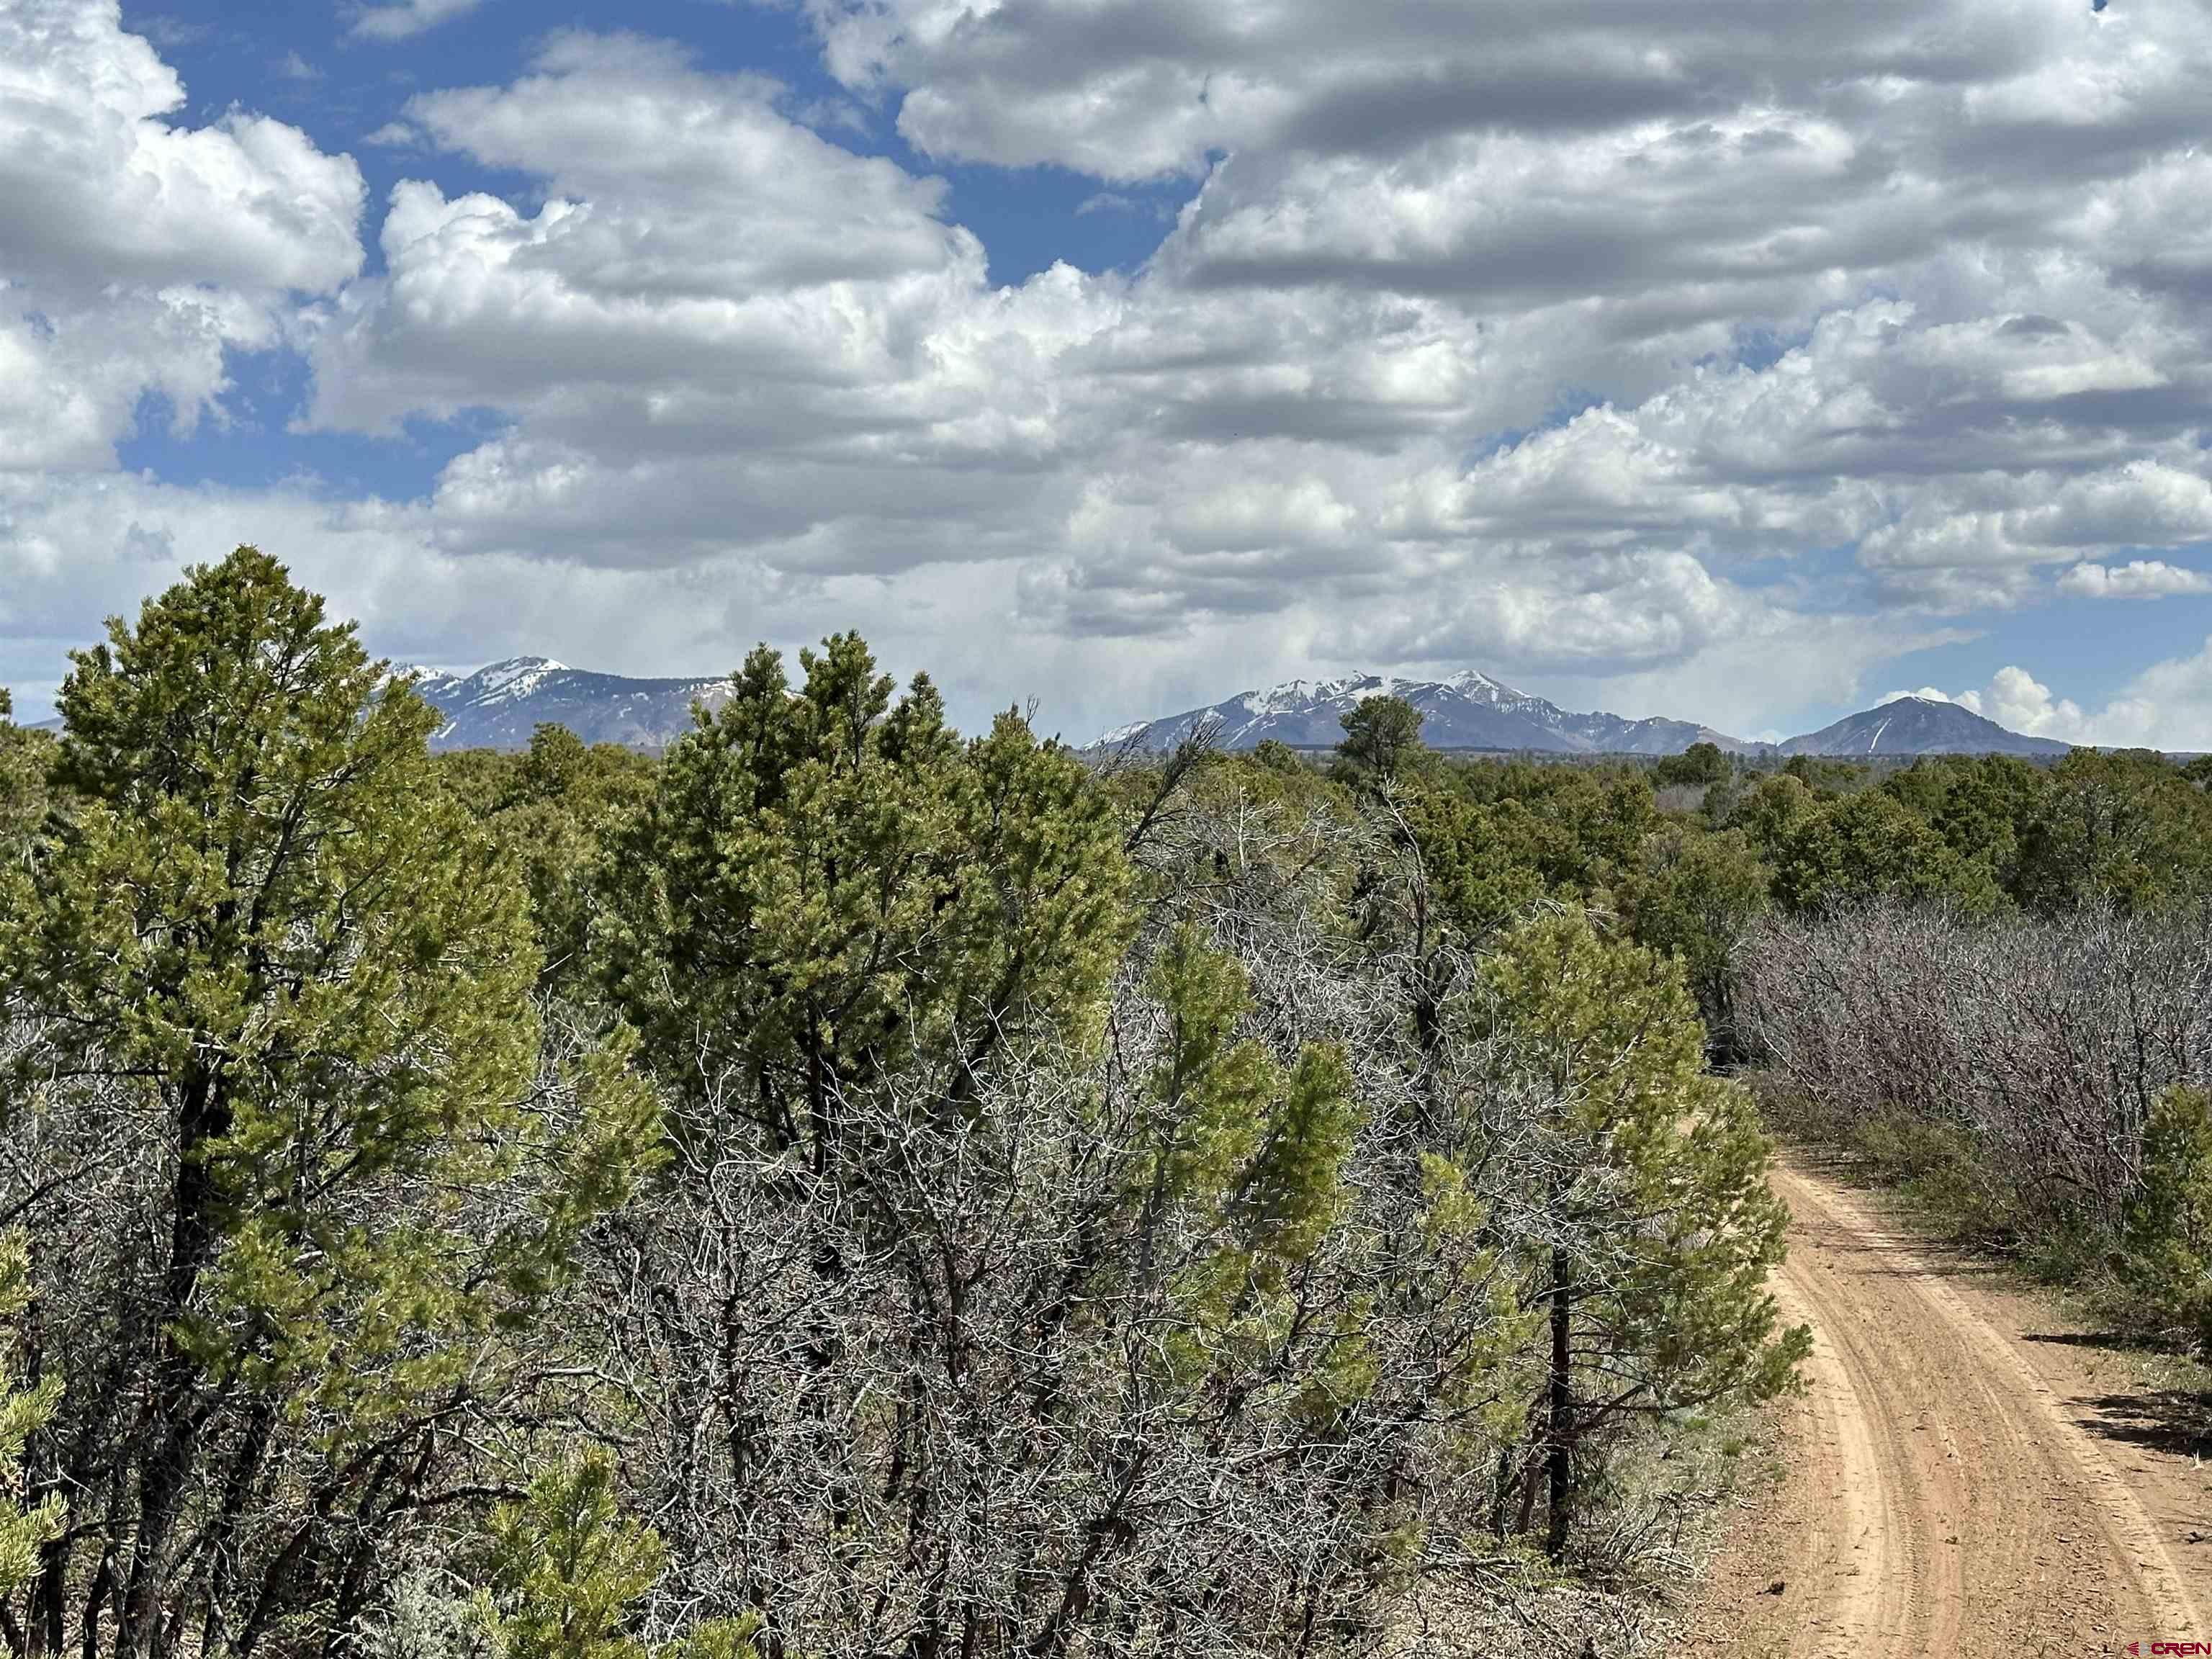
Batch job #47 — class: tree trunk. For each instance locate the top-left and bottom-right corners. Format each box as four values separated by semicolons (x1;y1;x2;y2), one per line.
117;1069;229;1659
1543;1242;1574;1561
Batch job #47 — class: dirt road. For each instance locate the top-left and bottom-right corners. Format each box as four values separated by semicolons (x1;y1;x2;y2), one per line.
1678;1156;2210;1659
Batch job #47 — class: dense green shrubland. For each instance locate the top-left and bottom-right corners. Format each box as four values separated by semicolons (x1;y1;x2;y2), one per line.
0;557;1817;1659
18;554;2209;1658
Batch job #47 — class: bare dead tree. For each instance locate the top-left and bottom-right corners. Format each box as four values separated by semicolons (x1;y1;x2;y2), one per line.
1740;900;2212;1234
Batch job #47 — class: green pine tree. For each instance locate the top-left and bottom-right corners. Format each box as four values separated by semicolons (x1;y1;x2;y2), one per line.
1769;788;1966;915
593;634;1131;1146
1335;696;1427;787
0;549;660;1657
2018;750;2212;911
482;1449;757;1659
1483;910;1807;1557
1620;823;1772;1048
485;1451;666;1659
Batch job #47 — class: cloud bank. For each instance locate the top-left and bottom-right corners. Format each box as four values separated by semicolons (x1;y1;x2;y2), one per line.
5;0;2212;743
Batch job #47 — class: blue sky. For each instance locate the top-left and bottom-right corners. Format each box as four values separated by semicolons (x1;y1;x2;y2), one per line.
129;0;1192;289
7;0;2212;746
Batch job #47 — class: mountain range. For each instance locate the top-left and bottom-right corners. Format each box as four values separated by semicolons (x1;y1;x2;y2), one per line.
382;656;2076;758
1102;675;2072;758
1097;671;1747;756
408;658;734;751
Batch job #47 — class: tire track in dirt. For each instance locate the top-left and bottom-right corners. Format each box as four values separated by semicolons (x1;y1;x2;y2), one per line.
1678;1155;2208;1659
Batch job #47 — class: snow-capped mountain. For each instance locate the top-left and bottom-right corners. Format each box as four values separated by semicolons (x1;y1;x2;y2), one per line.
385;660;2073;760
407;657;735;752
1098;670;1750;755
1775;696;2070;757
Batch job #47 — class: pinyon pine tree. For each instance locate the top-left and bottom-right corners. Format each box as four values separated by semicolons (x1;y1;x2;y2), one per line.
1480;911;1807;1557
0;549;658;1659
582;641;1547;1657
479;1451;756;1659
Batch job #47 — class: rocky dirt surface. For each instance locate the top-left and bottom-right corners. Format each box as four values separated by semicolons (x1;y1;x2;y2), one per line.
1676;1153;2210;1658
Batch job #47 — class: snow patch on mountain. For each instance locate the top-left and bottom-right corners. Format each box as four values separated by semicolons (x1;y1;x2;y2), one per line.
404;657;736;752
1100;670;1747;756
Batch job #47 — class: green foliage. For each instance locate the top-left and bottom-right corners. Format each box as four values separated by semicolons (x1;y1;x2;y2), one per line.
1334;695;1426;786
0;688;54;877
1653;740;1729;788
431;745;523;819
1768;787;1967;914
21;549;537;1362
485;1451;665;1659
1725;772;1815;857
1142;928;1374;1417
1619;824;1771;1045
1143;927;1362;1274
1249;1044;1362;1264
595;634;1132;1143
2016;750;2212;911
1719;747;2212;924
2118;1088;2212;1357
485;725;657;988
1846;1110;2016;1242
0;1233;60;1599
587;704;1538;1647
1483;912;1807;1555
1395;782;1547;942
1779;754;1863;795
1443;760;1655;894
1143;927;1277;1201
0;549;660;1653
1380;759;1663;1017
1884;755;2045;900
482;1449;761;1659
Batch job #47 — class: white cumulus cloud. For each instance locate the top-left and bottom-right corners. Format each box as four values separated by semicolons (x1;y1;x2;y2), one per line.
2056;559;2212;599
1897;662;2212;749
348;0;484;42
12;0;2212;742
0;0;361;470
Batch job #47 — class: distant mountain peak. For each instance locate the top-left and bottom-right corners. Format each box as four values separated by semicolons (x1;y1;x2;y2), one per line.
1442;667;1524;699
1778;697;2068;757
1100;668;1747;757
1101;671;2075;760
406;658;735;752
